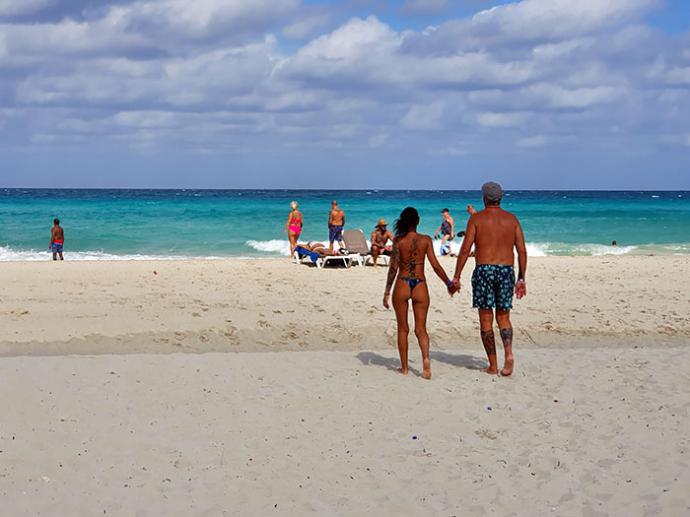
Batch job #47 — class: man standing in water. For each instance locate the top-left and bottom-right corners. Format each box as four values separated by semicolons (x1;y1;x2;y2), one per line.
49;218;65;261
328;200;346;252
452;182;527;376
434;208;454;247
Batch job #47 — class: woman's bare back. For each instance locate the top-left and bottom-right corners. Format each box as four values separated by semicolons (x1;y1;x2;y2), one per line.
394;231;430;281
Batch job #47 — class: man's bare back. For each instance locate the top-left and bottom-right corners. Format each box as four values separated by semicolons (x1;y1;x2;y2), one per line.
329;209;344;226
51;226;64;243
469;207;524;266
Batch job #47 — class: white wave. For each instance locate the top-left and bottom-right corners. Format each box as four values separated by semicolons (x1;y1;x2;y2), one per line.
525;242;637;256
525;243;547;257
245;239;291;256
0;246;225;262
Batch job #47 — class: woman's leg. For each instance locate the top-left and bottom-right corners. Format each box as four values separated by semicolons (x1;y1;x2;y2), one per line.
392;282;411;374
288;232;297;256
412;284;432;379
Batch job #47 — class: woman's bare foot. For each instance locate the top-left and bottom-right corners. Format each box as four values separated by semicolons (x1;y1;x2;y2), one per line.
422;358;432;380
500;355;514;376
397;367;409;375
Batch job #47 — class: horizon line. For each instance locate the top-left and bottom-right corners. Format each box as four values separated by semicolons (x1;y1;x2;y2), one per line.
2;187;689;193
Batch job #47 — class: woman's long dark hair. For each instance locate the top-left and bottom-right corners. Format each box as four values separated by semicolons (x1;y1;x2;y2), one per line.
394;207;420;238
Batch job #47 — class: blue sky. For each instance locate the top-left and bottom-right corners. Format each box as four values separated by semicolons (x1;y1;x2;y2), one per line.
0;0;689;189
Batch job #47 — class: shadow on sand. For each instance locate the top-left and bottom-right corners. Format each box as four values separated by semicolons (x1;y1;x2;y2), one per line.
356;350;486;374
430;351;487;370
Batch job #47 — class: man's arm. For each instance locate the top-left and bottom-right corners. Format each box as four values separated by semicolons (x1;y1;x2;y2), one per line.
514;217;527;299
453;216;477;282
515;218;527;282
341;210;345;226
449;216;454;237
370;231;378;249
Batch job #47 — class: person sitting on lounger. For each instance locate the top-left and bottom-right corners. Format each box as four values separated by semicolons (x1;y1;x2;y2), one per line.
370;219;393;266
301;242;341;256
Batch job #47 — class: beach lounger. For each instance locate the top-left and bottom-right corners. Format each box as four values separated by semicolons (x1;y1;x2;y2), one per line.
342;229;389;266
294;245;353;269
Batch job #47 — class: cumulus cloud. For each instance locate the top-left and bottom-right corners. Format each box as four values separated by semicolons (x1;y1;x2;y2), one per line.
0;0;53;17
0;0;688;159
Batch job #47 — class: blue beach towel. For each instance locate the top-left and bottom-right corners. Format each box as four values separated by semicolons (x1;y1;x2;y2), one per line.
295;245;319;264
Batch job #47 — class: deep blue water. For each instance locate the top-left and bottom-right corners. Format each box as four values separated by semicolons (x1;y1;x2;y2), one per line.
1;189;689;259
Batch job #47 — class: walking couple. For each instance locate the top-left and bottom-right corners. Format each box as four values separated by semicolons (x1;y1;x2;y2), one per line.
383;182;528;379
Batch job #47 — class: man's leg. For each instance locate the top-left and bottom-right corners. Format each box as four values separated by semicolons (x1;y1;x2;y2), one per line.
478;309;498;374
371;247;378;266
496;310;514;376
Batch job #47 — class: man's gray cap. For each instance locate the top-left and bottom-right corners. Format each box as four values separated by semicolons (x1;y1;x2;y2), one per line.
482;181;503;202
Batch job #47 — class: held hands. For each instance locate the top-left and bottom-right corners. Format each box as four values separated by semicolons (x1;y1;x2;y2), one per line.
447;278;460;296
515;279;527;299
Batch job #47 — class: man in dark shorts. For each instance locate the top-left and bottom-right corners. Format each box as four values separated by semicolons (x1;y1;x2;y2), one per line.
452;182;527;376
49;218;65;261
328;200;346;252
434;208;454;247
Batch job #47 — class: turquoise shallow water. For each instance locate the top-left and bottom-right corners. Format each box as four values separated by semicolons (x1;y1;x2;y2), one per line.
1;189;689;260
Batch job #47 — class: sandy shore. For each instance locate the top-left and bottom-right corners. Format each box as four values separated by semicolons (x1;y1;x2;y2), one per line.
1;256;689;514
1;348;688;515
1;255;689;355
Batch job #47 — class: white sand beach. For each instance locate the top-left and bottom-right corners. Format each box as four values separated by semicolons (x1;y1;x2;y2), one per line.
1;256;689;515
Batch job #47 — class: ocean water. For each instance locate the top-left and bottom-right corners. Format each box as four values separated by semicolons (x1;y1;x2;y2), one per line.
1;189;689;260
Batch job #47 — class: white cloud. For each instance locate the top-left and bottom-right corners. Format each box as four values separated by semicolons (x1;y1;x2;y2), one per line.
401;102;444;130
1;0;687;157
517;134;576;147
282;13;331;39
0;0;53;17
477;112;527;127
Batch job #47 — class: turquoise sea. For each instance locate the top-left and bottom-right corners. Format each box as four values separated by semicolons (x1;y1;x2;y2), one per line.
1;189;689;260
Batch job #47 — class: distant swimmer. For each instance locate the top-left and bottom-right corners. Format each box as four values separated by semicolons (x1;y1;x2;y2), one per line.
434;208;454;247
370;219;393;266
383;207;457;380
611;240;618;246
50;218;65;261
452;182;527;377
285;201;303;257
328;200;346;252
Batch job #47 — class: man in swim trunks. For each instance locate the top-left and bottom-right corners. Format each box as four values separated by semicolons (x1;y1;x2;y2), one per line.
452;182;527;376
370;219;393;266
434;208;454;247
328;200;346;252
49;218;65;261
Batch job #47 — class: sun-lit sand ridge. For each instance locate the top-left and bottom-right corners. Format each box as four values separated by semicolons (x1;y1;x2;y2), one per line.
0;256;689;515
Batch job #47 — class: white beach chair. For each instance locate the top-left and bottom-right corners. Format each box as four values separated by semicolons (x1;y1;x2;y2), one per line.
342;229;389;266
293;245;353;269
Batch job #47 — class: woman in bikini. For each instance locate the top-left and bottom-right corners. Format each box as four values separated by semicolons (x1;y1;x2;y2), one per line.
383;207;456;379
285;201;303;257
